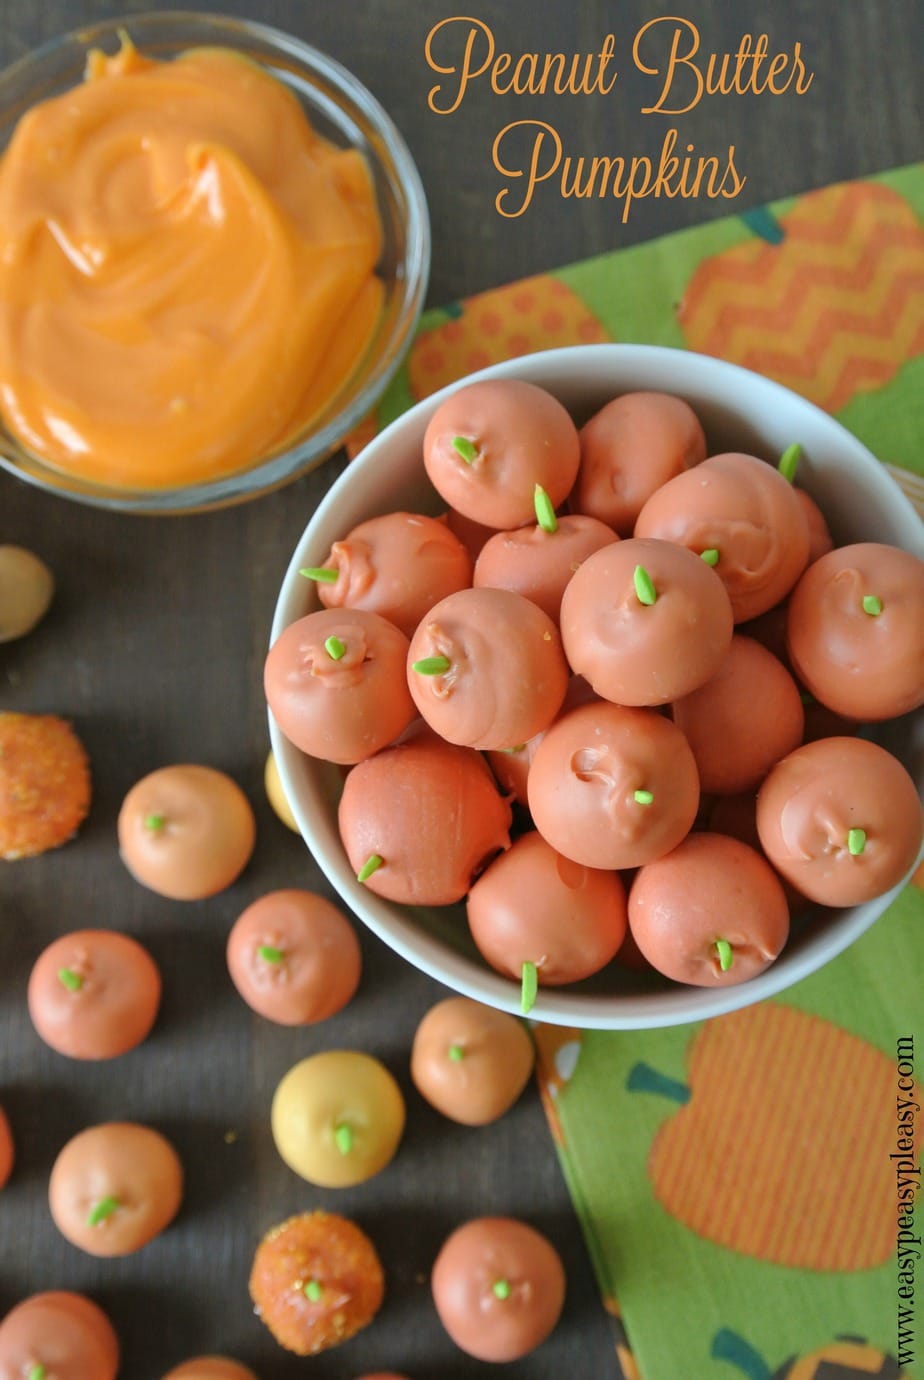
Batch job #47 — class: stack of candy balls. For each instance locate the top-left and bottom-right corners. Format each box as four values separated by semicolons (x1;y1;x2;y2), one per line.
265;378;924;1013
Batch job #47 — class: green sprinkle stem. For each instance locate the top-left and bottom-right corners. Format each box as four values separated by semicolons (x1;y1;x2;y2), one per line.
304;1278;323;1302
334;1122;353;1155
778;442;802;483
357;853;384;884
799;690;816;706
848;828;867;856
715;939;734;973
144;813;166;832
324;635;346;660
634;789;654;805
862;595;882;617
633;565;657;606
87;1195;120;1227
521;961;538;1015
451;435;479;464
412;655;451;676
299;566;338;583
448;1043;465;1062
700;548;719;566
58;967;84;993
500;743;526;754
492;1278;512;1300
534;484;558;533
28;1367;46;1380
258;945;284;964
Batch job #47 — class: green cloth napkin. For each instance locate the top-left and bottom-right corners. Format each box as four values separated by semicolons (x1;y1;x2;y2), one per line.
351;161;924;1380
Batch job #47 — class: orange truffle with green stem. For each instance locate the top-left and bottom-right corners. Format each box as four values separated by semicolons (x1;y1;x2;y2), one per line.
431;1216;566;1362
249;1211;384;1356
117;764;255;900
527;701;700;871
303;510;472;638
473;483;618;624
756;736;924;906
785;541;924;721
28;929;161;1060
406;586;569;750
49;1122;183;1257
466;832;628;1014
226;889;361;1026
265;608;415;764
634;450;812;622
628;832;789;986
423;378;581;530
338;726;512;905
0;1291;119;1380
410;996;535;1124
559;537;733;705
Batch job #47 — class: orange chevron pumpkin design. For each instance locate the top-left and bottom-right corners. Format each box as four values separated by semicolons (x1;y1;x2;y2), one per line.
678;182;924;412
631;1003;920;1270
408;274;610;400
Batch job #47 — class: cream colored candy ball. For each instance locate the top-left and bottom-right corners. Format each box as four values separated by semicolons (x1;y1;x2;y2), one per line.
0;545;54;642
271;1051;405;1188
264;750;299;833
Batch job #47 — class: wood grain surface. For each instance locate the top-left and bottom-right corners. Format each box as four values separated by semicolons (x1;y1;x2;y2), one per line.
0;2;921;1377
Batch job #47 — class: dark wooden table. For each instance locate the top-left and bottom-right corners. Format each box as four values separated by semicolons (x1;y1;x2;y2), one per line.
1;2;921;1377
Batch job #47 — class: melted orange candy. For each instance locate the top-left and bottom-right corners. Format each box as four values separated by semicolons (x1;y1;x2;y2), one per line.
0;40;383;488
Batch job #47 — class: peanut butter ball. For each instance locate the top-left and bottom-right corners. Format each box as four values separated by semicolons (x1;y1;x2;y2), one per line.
309;510;472;637
271;1051;405;1188
573;390;706;535
756;737;923;905
407;586;569;750
786;542;924;721
118;764;255;900
560;537;733;705
49;1122;183;1256
265;608;415;764
249;1211;384;1356
424;379;580;530
635;451;811;621
0;544;54;642
527;702;700;870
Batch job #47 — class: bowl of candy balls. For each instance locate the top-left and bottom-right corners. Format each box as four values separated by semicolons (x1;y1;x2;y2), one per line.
266;344;924;1030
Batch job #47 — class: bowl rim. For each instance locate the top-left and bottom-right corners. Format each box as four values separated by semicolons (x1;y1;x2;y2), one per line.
270;342;924;1029
0;9;431;514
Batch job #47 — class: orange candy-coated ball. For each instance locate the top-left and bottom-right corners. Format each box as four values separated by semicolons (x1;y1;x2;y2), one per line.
0;712;91;860
249;1211;384;1356
118;765;255;900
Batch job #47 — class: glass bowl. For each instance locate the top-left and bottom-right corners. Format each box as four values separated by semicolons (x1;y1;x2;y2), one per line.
269;343;924;1031
0;11;430;513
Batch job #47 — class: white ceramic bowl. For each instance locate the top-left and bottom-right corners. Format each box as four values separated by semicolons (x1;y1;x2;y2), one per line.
269;344;924;1029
